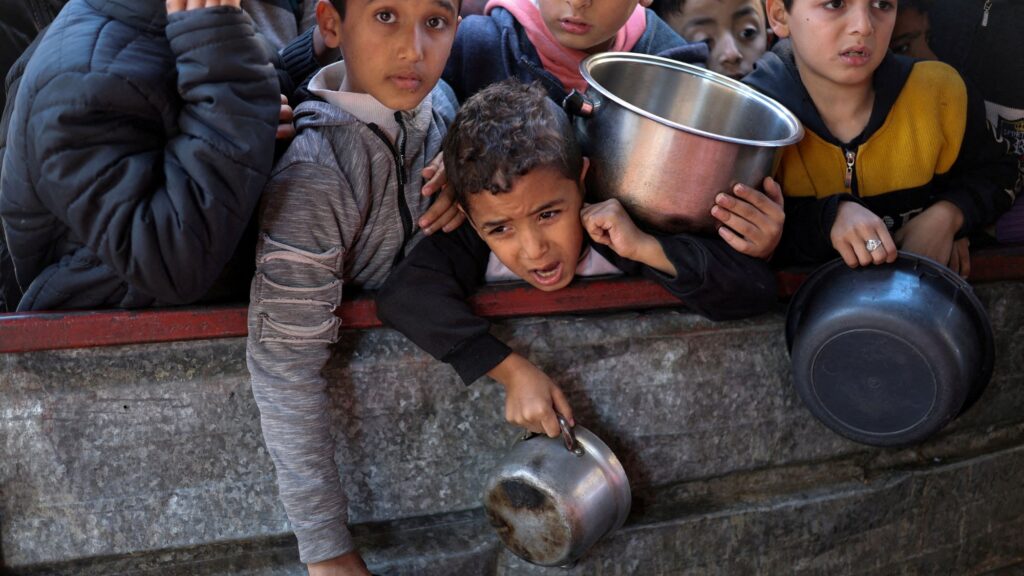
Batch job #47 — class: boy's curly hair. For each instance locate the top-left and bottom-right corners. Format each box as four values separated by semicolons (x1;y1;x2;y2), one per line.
443;80;583;210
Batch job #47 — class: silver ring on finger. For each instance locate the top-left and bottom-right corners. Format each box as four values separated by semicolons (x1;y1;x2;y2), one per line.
865;238;883;252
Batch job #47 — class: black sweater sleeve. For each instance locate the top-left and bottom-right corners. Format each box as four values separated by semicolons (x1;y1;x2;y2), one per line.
376;224;513;385
933;80;1017;236
595;232;777;321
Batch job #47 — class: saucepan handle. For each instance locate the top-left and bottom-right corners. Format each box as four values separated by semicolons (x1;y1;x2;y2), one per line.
557;414;585;457
562;89;595;118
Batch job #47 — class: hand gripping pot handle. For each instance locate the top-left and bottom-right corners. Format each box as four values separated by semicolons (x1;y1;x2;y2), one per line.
562;89;595;118
519;414;585;457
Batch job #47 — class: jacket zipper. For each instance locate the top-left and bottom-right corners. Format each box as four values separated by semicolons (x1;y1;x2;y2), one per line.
982;0;992;26
366;114;414;264
843;148;859;196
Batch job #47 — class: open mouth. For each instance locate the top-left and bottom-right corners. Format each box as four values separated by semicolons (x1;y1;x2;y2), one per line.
530;261;565;287
840;47;870;62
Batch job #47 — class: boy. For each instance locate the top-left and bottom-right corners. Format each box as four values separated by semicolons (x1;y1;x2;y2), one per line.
0;0;280;311
244;0;459;573
889;0;935;60
442;0;708;105
746;0;1016;275
376;80;777;439
651;0;769;79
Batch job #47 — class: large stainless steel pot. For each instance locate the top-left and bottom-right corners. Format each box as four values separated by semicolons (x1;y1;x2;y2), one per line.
567;52;804;233
482;416;630;566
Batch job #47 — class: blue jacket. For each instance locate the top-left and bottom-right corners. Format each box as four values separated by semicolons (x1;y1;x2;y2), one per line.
0;0;280;311
442;7;706;104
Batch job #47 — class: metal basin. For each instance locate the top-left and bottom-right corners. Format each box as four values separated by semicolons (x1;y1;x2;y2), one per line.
482;417;630;567
569;52;803;233
785;253;994;446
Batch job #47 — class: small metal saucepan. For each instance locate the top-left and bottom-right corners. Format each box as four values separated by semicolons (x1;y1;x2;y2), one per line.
482;415;630;566
565;52;803;234
786;253;994;447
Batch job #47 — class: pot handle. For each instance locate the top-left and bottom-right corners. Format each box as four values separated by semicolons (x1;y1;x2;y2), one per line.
562;89;595;118
557;414;585;457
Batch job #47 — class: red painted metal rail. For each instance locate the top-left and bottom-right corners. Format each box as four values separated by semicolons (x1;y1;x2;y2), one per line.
1;248;1021;354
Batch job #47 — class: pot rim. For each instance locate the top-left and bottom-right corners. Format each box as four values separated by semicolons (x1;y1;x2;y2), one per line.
579;52;805;148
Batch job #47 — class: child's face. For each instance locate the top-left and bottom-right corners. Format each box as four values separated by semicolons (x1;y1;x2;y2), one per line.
890;7;936;60
465;164;588;292
664;0;767;79
538;0;643;54
767;0;896;94
317;0;458;110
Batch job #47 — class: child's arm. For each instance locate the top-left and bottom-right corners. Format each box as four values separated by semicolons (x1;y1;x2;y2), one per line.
9;3;278;305
581;199;676;276
829;200;898;268
377;224;510;385
376;225;573;438
246;162;359;566
585;200;778;320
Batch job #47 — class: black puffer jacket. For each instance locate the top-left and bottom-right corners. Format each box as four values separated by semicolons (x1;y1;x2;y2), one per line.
0;0;280;311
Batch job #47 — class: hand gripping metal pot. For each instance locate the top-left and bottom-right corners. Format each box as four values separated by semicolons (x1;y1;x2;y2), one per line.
482;416;631;566
566;52;804;233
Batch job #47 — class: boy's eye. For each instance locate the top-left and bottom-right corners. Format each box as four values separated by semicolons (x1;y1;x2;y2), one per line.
872;0;895;10
891;41;909;54
426;16;448;30
539;210;560;221
739;24;760;40
487;225;509;236
823;0;844;9
375;10;396;23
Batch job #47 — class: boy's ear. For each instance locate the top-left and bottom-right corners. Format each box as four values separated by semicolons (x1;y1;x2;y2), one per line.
316;0;343;49
578;157;591;187
765;0;790;39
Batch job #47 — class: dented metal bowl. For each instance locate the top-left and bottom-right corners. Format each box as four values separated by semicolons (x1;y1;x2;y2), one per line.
482;416;630;566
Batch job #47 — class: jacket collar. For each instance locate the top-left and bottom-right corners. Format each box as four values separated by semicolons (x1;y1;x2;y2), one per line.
745;39;915;148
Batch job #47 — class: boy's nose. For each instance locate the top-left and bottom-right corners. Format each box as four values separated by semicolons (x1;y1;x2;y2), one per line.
520;228;549;260
716;34;742;67
567;0;591;11
398;26;426;61
847;4;875;36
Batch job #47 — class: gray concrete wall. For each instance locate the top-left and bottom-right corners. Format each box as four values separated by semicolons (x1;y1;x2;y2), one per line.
2;281;1023;574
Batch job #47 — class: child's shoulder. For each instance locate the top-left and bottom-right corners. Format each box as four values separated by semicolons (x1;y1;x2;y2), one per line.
904;60;967;95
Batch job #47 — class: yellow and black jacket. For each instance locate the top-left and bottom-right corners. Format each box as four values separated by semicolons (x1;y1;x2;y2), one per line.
745;40;1016;265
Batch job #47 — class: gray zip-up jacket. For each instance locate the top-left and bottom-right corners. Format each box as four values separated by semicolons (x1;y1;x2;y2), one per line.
245;69;456;563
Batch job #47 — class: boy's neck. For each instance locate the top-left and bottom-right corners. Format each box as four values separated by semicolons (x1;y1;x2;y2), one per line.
798;69;875;145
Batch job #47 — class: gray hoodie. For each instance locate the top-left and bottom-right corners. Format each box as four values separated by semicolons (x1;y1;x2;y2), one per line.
246;63;457;563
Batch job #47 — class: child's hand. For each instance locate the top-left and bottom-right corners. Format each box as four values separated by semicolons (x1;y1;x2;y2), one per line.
895;200;966;275
830;201;898;268
582;199;676;276
711;177;785;260
277;94;296;141
418;153;465;234
166;0;241;13
307;551;371;576
489;353;574;438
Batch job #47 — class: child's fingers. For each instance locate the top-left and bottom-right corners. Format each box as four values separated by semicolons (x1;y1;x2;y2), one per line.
539;408;561;439
441;210;466;233
835;242;861;268
732;184;784;223
551;388;574;428
186;0;204;10
166;0;186;13
761;177;784;208
711;205;756;238
717;224;751;254
880;229;898;263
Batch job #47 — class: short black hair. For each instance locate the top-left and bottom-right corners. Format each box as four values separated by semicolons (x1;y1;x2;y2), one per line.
443;80;583;210
649;0;686;17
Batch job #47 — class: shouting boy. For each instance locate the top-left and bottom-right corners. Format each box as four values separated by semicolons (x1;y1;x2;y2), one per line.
746;0;1016;275
377;80;777;440
245;0;459;573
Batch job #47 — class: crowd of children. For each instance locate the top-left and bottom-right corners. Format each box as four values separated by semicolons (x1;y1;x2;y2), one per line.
0;0;1020;574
